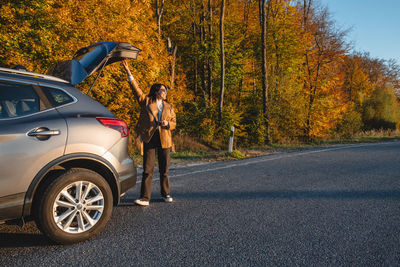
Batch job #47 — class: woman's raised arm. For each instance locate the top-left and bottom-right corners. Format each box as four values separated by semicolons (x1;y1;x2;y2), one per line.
122;60;146;103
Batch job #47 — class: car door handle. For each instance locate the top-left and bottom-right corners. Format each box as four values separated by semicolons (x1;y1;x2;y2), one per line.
28;130;60;136
27;128;61;141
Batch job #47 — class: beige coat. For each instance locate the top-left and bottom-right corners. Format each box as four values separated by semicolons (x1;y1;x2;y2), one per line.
128;81;176;149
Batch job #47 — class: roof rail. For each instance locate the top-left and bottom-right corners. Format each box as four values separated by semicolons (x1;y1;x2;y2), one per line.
0;67;69;83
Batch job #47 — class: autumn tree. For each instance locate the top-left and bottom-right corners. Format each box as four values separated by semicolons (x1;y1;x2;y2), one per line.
1;0;399;149
341;53;400;132
299;0;349;139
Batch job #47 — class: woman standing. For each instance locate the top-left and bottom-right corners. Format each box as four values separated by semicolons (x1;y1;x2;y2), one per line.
122;60;176;206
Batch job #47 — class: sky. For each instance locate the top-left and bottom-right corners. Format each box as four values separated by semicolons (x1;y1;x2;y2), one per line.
319;0;400;64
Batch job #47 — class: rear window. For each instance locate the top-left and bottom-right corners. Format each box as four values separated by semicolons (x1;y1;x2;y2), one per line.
0;80;41;118
42;86;74;107
74;44;107;75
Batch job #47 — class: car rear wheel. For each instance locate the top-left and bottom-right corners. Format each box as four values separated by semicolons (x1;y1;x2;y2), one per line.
35;168;113;244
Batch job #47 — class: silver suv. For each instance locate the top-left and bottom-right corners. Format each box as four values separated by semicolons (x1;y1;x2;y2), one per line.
0;42;139;244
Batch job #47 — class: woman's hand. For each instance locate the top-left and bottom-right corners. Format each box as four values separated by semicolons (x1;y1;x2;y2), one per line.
122;59;132;76
160;120;169;129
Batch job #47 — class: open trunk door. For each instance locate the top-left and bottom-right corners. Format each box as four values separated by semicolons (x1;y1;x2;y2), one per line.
48;42;141;86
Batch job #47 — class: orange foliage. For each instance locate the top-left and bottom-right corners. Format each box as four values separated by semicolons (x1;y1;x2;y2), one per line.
0;0;399;146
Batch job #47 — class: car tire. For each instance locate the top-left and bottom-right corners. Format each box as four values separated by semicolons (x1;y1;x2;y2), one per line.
35;168;113;244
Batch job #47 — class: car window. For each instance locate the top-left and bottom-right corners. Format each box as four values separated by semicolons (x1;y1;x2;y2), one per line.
0;80;41;118
41;86;74;107
74;44;107;75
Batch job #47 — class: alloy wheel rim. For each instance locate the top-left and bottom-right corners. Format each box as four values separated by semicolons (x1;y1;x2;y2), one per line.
53;181;104;234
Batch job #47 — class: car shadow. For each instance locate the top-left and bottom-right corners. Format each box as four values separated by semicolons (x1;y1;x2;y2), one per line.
118;198;165;206
159;189;400;201
0;220;56;248
0;233;54;248
118;189;400;206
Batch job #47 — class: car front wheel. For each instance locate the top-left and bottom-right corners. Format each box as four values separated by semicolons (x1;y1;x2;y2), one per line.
35;168;113;244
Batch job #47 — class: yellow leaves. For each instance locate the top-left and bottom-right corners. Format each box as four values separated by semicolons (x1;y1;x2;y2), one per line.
0;4;16;24
1;0;397;145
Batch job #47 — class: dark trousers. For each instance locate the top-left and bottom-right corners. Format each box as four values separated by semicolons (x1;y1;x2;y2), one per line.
141;130;170;201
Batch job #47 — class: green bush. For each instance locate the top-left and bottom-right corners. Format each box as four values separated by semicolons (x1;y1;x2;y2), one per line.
362;86;400;130
240;106;267;145
227;150;245;159
337;108;363;138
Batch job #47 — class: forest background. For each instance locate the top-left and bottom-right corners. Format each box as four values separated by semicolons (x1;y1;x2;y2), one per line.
1;0;400;155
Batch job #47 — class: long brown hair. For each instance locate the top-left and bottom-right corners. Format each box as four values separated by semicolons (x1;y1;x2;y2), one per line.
148;83;168;101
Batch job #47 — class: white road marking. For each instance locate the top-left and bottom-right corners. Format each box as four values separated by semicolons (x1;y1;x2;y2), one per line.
136;141;397;184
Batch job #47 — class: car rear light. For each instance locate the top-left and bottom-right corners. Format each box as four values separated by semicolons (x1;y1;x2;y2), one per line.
96;117;129;137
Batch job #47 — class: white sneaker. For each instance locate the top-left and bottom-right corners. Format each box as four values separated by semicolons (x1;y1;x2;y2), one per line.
163;195;173;203
134;199;149;206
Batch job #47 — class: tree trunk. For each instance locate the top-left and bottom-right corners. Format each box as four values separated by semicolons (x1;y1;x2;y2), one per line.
200;1;208;103
193;22;198;96
218;0;225;122
252;61;257;104
260;0;271;144
156;0;165;42
207;0;213;104
170;45;177;90
303;0;312;28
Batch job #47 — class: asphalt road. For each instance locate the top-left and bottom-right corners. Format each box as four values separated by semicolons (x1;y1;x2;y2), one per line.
1;141;400;266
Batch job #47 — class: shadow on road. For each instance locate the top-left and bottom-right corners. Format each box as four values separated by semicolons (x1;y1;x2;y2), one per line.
119;198;165;206
119;190;400;205
0;233;54;248
165;190;400;200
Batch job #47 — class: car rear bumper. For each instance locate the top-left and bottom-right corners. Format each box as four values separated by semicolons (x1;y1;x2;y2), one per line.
118;160;137;196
